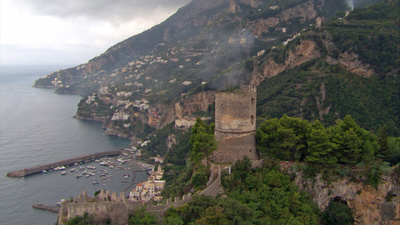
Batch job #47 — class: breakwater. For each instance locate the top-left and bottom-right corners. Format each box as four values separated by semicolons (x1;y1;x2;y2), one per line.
6;150;122;178
32;204;60;213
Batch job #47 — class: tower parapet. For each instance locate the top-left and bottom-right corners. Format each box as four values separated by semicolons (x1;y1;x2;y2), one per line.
212;86;259;163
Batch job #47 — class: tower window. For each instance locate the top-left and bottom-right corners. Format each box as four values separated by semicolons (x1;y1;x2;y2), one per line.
251;115;254;124
251;98;255;105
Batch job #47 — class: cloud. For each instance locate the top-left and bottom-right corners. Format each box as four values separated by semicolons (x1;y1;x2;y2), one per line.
14;0;191;25
0;0;191;65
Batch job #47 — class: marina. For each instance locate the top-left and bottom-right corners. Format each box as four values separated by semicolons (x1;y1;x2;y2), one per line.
6;150;122;178
0;67;147;225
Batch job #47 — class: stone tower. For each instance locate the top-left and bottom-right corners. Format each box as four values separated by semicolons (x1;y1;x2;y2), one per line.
212;86;259;163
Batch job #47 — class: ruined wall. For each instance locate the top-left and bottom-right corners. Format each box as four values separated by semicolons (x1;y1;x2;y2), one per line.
59;190;194;224
66;202;129;225
200;166;222;198
214;87;256;132
212;86;259;163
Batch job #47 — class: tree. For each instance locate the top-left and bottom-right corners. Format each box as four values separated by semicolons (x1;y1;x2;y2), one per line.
129;208;157;225
376;126;390;161
387;136;400;165
322;199;354;225
257;115;310;161
330;115;378;164
190;118;217;165
306;120;338;165
195;206;229;225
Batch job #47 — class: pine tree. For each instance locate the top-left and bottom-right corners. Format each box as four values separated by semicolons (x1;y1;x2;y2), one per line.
377;126;390;161
190;118;217;165
306;121;338;165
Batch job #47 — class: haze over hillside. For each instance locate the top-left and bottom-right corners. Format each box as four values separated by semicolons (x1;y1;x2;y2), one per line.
34;0;399;140
31;1;399;224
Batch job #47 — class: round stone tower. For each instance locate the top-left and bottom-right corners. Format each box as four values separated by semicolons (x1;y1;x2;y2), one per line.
212;86;259;163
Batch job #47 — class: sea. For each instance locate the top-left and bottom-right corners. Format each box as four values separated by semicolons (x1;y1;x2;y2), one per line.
0;66;148;225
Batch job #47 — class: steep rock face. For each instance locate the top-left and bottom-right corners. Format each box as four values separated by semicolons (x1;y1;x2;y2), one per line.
279;1;318;24
250;39;321;85
316;83;332;121
326;52;375;77
175;91;216;119
247;0;319;36
294;174;400;225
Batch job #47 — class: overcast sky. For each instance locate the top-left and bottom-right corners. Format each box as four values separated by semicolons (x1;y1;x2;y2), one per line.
0;0;191;66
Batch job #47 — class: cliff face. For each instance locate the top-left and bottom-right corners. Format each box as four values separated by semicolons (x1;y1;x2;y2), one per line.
175;91;216;119
294;173;400;225
247;1;320;36
326;51;375;77
250;39;322;85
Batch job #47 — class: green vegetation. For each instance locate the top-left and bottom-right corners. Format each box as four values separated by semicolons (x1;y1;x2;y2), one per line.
162;119;217;199
321;198;354;225
129;207;157;225
64;213;93;225
257;61;399;136
163;158;321;224
142;123;175;159
256;0;399;137
328;0;399;74
257;114;400;166
190;118;217;165
257;114;398;186
164;130;192;165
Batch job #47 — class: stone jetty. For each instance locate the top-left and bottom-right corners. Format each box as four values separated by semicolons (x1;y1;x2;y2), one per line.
32;204;60;213
6;150;122;178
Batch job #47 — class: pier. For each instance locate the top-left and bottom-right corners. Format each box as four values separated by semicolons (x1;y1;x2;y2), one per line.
32;204;60;213
6;150;122;178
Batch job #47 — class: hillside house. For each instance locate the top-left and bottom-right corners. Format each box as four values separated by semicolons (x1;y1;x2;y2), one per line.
129;166;166;202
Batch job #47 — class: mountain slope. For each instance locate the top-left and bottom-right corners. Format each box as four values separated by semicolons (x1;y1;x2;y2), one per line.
255;0;399;135
33;0;399;143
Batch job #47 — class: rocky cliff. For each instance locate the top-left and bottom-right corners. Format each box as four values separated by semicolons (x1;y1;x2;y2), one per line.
294;172;400;225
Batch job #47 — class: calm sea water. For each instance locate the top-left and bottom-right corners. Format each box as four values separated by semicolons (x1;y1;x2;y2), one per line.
0;66;148;225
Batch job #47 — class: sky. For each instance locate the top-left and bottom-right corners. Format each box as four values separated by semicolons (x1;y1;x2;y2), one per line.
0;0;191;66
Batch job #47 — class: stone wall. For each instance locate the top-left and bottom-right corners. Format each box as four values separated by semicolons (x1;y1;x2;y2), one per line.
59;189;194;225
213;131;258;163
59;164;224;224
212;86;259;163
214;87;256;132
200;166;221;198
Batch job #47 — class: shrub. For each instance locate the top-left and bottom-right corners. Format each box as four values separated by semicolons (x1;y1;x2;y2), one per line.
322;198;354;225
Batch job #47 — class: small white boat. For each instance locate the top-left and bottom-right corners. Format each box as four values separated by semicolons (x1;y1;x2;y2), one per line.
61;171;68;175
42;170;47;174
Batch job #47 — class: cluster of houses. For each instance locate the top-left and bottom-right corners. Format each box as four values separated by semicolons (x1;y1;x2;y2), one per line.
129;166;166;202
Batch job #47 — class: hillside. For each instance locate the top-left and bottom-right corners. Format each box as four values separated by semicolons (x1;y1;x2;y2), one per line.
33;0;399;146
49;1;399;224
